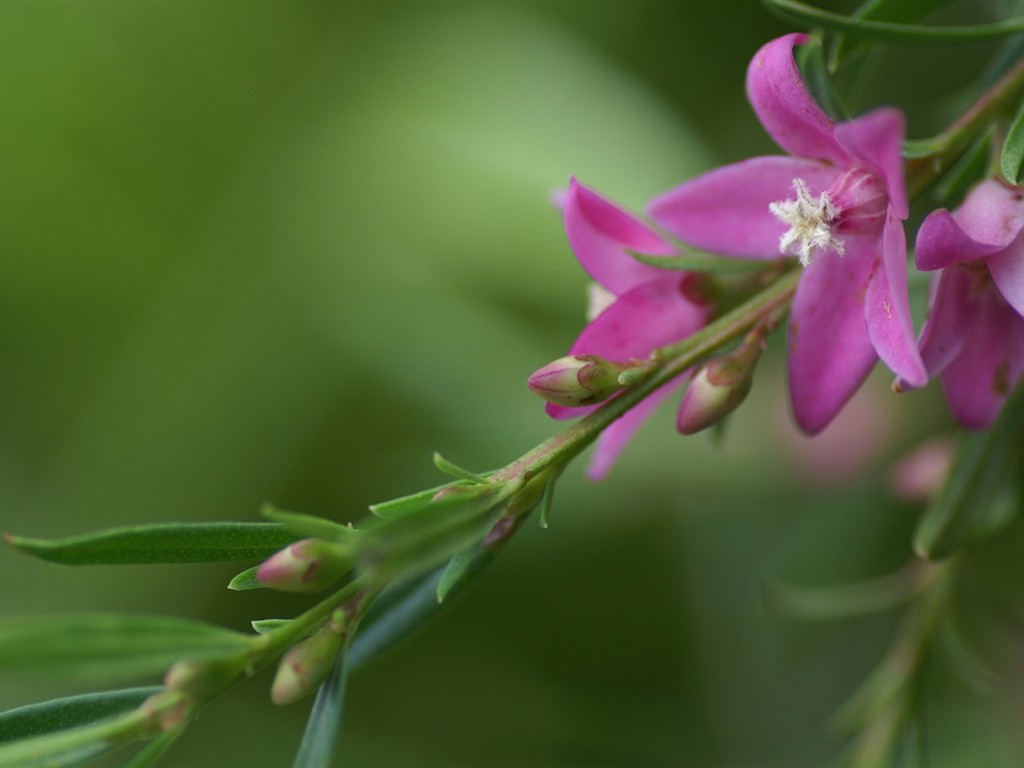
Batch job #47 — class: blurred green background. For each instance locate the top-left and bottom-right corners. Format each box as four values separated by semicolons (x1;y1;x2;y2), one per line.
2;2;1023;766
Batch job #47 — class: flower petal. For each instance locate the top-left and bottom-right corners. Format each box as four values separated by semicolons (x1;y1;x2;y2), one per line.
746;33;848;165
954;178;1024;248
865;209;926;386
916;268;971;380
587;378;686;481
546;276;710;419
987;239;1024;318
834;108;908;219
565;178;674;295
647;156;841;258
940;283;1024;429
787;239;878;434
914;207;1007;271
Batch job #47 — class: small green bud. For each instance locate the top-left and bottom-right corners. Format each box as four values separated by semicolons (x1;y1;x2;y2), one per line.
676;328;765;435
527;354;629;407
257;538;353;593
271;624;345;705
164;658;242;701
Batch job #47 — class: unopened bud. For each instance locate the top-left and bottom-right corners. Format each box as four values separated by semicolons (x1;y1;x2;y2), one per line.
164;659;241;701
890;437;956;504
527;354;628;408
271;623;345;705
257;538;353;594
139;689;190;733
676;330;765;435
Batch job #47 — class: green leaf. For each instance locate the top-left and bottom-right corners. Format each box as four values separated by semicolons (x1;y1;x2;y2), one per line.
116;727;184;768
0;688;160;743
259;504;360;544
763;0;1024;43
538;467;560;530
626;250;770;274
0;614;255;681
929;129;991;208
763;565;926;621
291;645;350;768
432;453;492;484
368;482;461;519
226;565;263;591
1002;98;1024;184
436;547;479;604
250;619;292;635
3;523;298;566
915;388;1024;559
828;0;955;68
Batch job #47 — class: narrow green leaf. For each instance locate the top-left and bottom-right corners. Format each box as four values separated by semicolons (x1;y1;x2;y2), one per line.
436;547;479;604
259;505;359;544
291;645;350;768
763;565;925;621
0;615;255;681
250;619;291;635
929;129;991;208
828;0;955;68
796;36;845;120
0;688;160;744
763;0;1024;43
226;565;263;591
915;388;1024;559
538;465;564;530
368;482;458;519
1002;99;1024;184
626;250;769;274
4;523;299;566
432;453;492;484
116;727;184;768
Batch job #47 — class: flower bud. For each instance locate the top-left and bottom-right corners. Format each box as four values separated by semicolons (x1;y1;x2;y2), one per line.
889;437;956;504
257;538;353;594
676;329;765;435
527;354;628;408
164;659;241;701
271;623;345;705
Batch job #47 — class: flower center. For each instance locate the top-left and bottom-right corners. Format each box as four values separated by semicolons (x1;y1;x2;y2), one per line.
770;169;888;267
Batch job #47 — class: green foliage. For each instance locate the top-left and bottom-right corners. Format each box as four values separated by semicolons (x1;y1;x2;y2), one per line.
0;689;159;745
0;615;254;681
4;524;299;566
1002;98;1024;184
290;650;350;768
258;505;360;544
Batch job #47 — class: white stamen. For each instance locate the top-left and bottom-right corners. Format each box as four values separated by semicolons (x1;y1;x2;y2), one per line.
769;178;845;266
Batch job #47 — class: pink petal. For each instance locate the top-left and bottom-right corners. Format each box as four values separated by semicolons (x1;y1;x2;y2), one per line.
587;378;686;481
914;208;1007;271
834;108;908;219
954;178;1024;248
565;178;674;296
940;283;1024;429
987;239;1024;317
917;268;971;380
787;239;878;434
865;209;926;386
546;276;710;420
647;156;841;257
746;33;849;166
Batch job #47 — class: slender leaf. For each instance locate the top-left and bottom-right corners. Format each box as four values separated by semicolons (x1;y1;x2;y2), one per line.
1002;98;1024;184
260;505;359;544
436;547;478;604
368;481;467;519
929;129;991;208
349;551;494;669
828;0;955;68
626;250;769;273
251;619;292;635
0;688;160;744
538;466;562;530
763;565;926;621
116;727;184;768
291;645;350;768
3;523;298;566
227;565;263;591
432;453;492;484
763;0;1024;43
0;614;255;681
915;387;1024;559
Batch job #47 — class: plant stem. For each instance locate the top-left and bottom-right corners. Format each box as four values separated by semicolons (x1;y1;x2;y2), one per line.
493;266;801;484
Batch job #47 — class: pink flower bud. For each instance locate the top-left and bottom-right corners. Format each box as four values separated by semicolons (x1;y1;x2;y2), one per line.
257;538;353;594
527;354;629;408
271;624;345;705
676;330;765;435
889;437;956;504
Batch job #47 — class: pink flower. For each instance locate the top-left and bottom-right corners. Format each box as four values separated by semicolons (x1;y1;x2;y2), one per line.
646;33;926;434
543;178;712;480
910;179;1024;428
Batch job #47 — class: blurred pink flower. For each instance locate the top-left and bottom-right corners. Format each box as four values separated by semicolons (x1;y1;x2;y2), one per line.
545;178;711;480
910;178;1024;427
647;33;926;434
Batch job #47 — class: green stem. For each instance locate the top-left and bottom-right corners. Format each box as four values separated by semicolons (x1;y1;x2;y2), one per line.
907;53;1024;199
493;266;801;484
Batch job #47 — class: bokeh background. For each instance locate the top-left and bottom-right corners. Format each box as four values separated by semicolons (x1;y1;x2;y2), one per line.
2;2;1023;766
